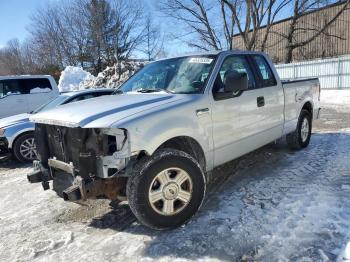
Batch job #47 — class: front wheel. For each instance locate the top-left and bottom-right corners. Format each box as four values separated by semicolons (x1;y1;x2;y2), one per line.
287;109;312;149
126;149;206;230
13;132;37;163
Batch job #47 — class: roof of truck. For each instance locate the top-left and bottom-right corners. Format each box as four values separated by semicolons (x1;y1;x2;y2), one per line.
157;50;264;61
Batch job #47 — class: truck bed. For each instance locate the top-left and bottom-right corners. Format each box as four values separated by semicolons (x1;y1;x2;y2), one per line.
282;77;321;135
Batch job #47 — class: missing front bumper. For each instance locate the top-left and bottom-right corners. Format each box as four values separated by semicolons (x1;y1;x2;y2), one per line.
27;159;127;202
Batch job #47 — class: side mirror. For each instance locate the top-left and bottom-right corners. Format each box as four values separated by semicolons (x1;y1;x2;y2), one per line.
224;71;248;93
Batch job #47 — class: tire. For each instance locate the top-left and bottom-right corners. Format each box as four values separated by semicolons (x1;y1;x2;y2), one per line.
287;109;312;150
13;133;37;163
126;148;206;230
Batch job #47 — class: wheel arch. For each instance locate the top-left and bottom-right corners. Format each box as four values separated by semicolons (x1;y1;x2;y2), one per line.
301;101;313;118
10;130;35;150
154;136;206;172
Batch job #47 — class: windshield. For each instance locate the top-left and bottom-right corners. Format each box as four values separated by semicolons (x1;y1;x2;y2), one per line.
118;56;216;94
32;95;69;114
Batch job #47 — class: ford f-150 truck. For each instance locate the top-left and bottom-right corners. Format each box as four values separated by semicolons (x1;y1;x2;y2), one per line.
27;51;320;229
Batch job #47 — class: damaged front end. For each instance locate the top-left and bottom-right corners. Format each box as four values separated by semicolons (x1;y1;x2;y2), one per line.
27;124;137;202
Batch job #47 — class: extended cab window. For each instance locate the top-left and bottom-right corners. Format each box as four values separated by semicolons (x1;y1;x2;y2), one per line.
0;80;25;98
252;55;276;87
20;78;52;94
213;56;255;94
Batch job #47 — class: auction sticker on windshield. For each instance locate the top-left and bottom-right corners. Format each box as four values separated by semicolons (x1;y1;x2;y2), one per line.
189;57;213;64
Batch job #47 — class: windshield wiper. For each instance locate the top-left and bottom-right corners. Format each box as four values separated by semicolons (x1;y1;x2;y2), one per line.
136;88;173;94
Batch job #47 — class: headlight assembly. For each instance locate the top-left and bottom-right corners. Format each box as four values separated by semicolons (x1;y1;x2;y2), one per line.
0;128;5;136
102;128;128;153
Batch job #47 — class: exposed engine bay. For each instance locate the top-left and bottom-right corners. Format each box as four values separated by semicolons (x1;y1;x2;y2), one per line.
28;124;134;202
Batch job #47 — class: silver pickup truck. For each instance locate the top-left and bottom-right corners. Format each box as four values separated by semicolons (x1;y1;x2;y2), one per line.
27;51;320;229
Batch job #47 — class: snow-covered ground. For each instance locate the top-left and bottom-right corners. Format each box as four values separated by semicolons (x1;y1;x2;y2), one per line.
0;90;350;262
317;89;350;133
321;89;350;109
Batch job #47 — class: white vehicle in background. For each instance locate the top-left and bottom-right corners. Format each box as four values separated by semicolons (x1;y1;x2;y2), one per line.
0;89;115;162
0;75;59;119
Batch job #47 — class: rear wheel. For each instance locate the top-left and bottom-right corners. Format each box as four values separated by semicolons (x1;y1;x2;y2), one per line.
287;109;312;149
126;148;206;230
13;133;37;163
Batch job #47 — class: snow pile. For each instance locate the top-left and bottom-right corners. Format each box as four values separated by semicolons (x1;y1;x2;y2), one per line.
343;241;350;260
58;61;146;92
58;66;95;92
321;89;350;106
80;60;146;89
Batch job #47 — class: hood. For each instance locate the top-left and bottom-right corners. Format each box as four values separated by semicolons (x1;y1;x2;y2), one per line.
30;93;184;128
0;113;30;128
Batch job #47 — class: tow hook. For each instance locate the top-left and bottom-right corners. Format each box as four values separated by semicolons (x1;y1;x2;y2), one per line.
27;169;44;183
62;176;85;202
27;160;52;191
62;186;82;201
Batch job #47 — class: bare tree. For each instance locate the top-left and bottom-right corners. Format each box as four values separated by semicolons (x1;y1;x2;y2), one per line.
0;38;61;78
160;0;235;51
281;0;350;62
160;0;290;52
83;0;114;73
220;0;237;50
222;0;291;51
0;0;148;77
26;0;147;75
110;0;146;62
139;16;164;61
2;39;25;74
29;2;82;68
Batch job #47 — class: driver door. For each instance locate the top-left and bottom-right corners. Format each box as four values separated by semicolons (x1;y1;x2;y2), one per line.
210;55;265;167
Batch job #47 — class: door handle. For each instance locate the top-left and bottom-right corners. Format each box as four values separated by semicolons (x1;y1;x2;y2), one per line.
257;96;265;107
196;108;210;116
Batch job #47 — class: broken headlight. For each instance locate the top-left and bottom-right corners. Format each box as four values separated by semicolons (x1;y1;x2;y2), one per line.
102;128;127;154
97;128;130;178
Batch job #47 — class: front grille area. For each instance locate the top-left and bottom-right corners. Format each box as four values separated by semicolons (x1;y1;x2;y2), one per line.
35;124;108;180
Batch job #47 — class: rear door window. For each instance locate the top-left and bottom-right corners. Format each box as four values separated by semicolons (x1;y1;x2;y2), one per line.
252;55;277;87
0;80;25;98
20;78;52;94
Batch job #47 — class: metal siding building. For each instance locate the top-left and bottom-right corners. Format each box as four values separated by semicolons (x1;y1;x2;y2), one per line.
232;2;350;63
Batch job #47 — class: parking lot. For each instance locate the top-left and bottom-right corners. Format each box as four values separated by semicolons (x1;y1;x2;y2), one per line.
0;95;350;262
